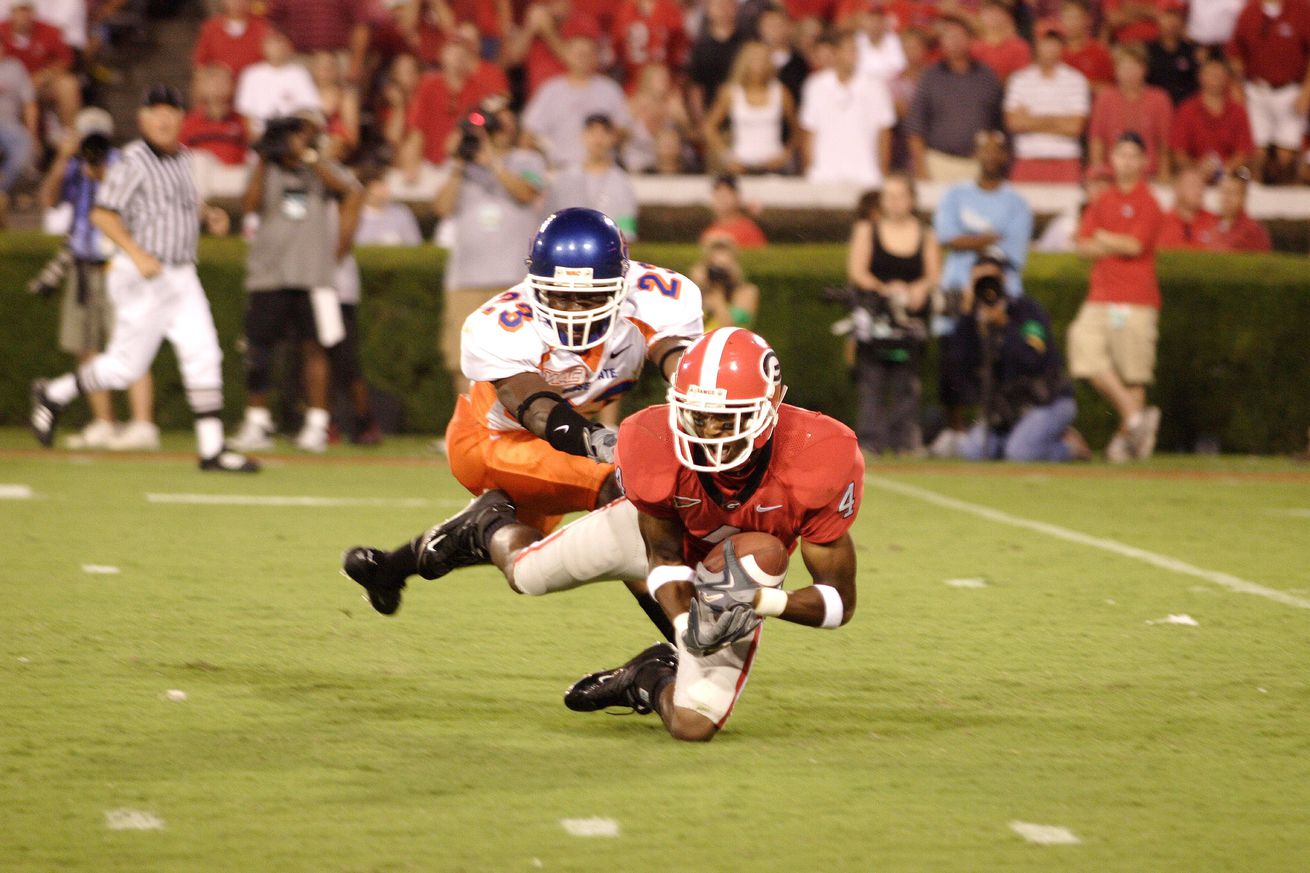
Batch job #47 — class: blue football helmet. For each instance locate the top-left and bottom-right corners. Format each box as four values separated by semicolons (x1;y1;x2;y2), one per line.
525;208;630;351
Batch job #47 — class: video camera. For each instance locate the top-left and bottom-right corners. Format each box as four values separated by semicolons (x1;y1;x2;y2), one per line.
972;247;1012;309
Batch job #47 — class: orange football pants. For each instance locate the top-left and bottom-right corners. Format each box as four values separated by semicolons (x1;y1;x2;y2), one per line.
444;394;612;533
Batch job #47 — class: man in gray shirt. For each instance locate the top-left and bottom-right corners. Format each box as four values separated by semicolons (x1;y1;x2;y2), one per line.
230;114;362;453
0;43;36;222
522;33;631;169
546;114;638;240
433;100;546;395
905;15;1004;183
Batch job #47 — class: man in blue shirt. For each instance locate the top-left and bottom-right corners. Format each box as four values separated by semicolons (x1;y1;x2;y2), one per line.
35;129;157;450
930;130;1033;456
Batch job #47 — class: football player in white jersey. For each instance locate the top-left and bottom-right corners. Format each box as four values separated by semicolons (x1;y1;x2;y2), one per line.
343;208;702;633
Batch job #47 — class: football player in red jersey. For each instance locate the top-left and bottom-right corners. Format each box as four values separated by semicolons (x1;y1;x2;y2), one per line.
360;327;864;741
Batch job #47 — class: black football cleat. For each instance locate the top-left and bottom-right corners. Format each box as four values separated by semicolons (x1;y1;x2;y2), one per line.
30;379;63;448
564;642;678;715
415;489;518;580
198;449;261;473
342;546;405;615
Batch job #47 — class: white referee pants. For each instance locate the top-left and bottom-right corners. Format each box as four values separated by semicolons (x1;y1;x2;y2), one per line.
79;257;224;415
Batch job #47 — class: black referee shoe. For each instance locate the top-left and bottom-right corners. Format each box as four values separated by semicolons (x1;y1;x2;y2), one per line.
30;379;63;448
199;449;260;473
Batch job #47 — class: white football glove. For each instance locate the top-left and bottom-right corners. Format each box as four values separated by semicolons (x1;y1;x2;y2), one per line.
584;425;618;463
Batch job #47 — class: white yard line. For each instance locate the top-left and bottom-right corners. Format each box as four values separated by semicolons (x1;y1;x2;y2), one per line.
866;475;1310;610
1008;821;1081;845
82;564;121;575
104;809;165;831
144;493;457;509
559;817;620;837
0;484;33;499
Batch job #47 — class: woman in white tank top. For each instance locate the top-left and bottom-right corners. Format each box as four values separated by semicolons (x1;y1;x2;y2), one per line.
702;41;797;174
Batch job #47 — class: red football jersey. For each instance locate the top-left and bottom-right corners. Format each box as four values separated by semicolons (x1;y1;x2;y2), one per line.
615;404;865;565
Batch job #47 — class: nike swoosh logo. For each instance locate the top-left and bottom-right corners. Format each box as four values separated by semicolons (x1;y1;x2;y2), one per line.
554;425;570;433
673;496;701;507
609;345;631;359
755;505;783;513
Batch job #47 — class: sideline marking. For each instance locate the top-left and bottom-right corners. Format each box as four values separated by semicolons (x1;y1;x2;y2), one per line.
867;476;1310;610
144;493;455;509
0;484;33;499
560;817;620;838
1009;821;1081;845
104;809;165;831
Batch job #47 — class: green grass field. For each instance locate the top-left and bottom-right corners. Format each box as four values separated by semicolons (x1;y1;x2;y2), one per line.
2;430;1308;872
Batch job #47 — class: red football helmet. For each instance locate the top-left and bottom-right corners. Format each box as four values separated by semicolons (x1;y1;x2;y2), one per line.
667;328;786;473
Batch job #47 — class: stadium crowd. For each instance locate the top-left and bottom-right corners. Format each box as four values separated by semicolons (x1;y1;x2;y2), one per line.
14;0;1302;462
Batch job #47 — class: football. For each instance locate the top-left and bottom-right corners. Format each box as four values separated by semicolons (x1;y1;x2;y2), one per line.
697;532;790;589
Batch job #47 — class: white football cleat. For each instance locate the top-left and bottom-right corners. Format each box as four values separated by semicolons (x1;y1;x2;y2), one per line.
229;417;275;452
294;423;328;453
107;420;160;451
65;419;118;450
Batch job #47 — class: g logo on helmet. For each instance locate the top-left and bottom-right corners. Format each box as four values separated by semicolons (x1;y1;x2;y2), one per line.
760;350;781;387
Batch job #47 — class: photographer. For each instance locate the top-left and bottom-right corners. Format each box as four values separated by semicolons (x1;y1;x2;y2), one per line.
33;126;157;451
433;98;545;396
688;238;758;331
230;113;362;453
956;254;1088;462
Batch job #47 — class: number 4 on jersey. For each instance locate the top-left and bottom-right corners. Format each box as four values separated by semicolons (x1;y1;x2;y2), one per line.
837;482;856;518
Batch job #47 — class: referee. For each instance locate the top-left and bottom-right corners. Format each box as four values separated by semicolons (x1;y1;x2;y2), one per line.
31;84;258;472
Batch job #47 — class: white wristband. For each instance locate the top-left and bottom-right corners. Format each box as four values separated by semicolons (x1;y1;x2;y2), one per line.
814;584;844;629
754;587;789;617
647;564;694;598
672;611;689;640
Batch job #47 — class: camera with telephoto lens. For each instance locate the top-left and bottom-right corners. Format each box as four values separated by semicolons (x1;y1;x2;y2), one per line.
973;274;1006;308
254;116;307;166
456;109;501;162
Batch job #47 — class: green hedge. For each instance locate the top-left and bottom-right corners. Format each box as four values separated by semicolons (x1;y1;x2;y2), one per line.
3;233;1307;453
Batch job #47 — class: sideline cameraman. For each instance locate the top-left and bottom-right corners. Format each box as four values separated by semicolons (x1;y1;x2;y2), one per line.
688;237;758;331
433;99;545;396
230;113;362;453
956;254;1089;462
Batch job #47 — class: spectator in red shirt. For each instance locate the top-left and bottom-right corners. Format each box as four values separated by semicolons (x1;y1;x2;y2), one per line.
0;0;79;133
1225;0;1310;184
1087;42;1174;180
399;36;510;179
1157;165;1219;248
192;0;270;79
503;0;601;98
1069;132;1165;462
448;0;514;60
1060;0;1114;90
972;0;1031;83
700;173;768;248
1206;168;1272;251
1169;56;1254;180
1104;0;1166;45
264;0;370;84
181;65;249;166
612;0;687;89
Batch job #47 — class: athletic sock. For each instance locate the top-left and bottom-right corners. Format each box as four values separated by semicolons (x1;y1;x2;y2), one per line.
245;406;274;430
633;658;677;715
303;407;329;432
194;414;224;459
381;537;421;581
45;373;80;406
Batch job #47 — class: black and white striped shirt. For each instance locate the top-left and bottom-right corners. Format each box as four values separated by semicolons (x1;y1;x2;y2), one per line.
95;139;199;265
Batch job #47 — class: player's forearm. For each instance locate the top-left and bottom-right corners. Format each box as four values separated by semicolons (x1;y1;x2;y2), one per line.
648;336;690;381
753;583;854;628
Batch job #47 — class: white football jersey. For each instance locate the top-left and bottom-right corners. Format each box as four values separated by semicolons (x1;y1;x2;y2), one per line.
460;262;703;432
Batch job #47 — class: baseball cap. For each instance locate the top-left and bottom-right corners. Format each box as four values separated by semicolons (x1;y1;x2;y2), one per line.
583;113;614;129
560;17;602;40
1116;130;1146;150
141;83;186;110
75;106;114;137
